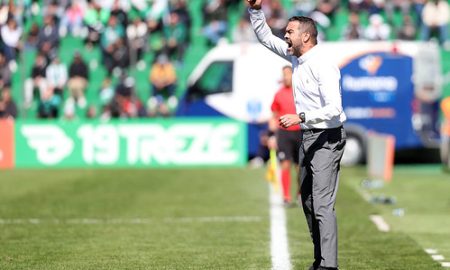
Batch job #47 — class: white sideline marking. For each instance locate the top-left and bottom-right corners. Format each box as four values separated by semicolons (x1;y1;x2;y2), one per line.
0;216;262;225
442;262;450;267
269;185;291;270
432;254;445;261
369;215;390;232
425;248;438;254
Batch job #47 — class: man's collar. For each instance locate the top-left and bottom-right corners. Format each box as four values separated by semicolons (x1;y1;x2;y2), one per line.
298;45;318;64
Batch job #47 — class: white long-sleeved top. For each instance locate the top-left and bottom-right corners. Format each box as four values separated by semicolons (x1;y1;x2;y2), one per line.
249;8;346;130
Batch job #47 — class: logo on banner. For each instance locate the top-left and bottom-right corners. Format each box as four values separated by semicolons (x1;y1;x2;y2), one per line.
359;55;383;75
19;122;245;167
21;125;74;165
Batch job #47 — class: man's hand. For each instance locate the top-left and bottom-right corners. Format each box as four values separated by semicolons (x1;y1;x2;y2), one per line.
279;114;301;129
245;0;262;10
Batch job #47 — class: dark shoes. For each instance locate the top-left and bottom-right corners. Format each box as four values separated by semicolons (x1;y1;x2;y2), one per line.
308;265;338;270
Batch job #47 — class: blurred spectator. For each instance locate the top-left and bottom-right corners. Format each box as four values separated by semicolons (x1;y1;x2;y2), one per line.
24;54;47;108
42;0;66;21
24;22;40;50
46;56;68;97
146;0;169;23
143;0;168;34
59;1;86;37
115;74;134;99
0;52;12;88
37;15;59;59
316;0;339;21
110;0;129;29
37;88;61;119
397;15;417;40
248;120;278;168
364;13;391;40
420;0;449;45
232;15;257;43
68;52;89;108
163;11;188;62
262;0;287;38
126;16;148;68
290;0;316;17
147;54;177;116
110;38;129;75
348;0;371;13
99;77;114;106
0;88;17;119
385;0;411;24
342;12;364;40
100;15;125;75
413;0;427;28
114;75;145;118
1;17;22;69
86;105;97;118
202;0;228;46
83;1;110;48
170;0;191;42
367;0;385;15
62;98;76;120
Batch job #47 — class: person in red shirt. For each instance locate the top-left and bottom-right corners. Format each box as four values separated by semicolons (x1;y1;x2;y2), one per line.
271;65;301;205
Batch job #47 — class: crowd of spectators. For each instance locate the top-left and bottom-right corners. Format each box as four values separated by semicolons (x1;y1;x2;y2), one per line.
0;0;448;121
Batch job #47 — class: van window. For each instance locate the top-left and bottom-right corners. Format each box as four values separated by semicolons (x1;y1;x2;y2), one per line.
188;61;233;99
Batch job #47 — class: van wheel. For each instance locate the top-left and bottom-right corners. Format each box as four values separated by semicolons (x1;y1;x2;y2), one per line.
341;133;364;166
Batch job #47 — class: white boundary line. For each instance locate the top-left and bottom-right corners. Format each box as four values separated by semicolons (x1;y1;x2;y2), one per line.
269;184;291;270
432;254;445;261
424;248;450;268
369;215;390;232
0;216;262;225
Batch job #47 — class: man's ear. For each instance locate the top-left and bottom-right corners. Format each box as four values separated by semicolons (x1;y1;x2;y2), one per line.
302;32;311;43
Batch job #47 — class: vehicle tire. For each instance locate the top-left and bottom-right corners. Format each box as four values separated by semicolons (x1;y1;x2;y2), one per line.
341;132;365;166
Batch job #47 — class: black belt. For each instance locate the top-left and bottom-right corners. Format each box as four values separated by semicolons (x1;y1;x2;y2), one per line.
301;126;342;134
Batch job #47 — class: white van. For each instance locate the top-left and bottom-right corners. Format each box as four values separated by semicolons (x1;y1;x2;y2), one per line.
177;41;442;165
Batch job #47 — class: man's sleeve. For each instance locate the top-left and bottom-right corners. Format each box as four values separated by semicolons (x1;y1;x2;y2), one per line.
270;92;279;113
248;8;290;62
305;63;344;124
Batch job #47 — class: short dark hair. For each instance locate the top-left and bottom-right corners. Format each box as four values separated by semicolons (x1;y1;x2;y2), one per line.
288;16;318;44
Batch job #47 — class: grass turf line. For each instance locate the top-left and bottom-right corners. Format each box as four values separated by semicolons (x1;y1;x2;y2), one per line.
286;166;443;270
0;167;446;269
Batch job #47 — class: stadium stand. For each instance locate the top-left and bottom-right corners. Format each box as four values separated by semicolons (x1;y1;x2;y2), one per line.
0;0;448;120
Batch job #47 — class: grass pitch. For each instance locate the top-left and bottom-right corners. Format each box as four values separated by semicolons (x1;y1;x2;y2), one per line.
0;167;447;269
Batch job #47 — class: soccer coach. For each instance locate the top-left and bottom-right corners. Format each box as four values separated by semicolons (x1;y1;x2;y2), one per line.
245;1;347;269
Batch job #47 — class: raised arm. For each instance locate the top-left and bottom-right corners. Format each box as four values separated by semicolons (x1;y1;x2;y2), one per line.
246;0;291;62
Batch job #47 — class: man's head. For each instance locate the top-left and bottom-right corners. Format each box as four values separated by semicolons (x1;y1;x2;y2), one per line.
282;65;292;87
284;16;318;57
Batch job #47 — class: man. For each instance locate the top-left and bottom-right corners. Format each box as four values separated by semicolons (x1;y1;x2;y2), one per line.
270;65;301;206
441;96;450;169
246;1;347;269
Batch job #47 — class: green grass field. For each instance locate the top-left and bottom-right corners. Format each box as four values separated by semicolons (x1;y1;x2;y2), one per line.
0;166;448;269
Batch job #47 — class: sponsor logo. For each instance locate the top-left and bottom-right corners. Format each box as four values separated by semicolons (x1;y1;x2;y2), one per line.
342;75;398;92
21;125;74;165
345;107;396;119
359;55;382;75
20;122;243;166
343;55;399;92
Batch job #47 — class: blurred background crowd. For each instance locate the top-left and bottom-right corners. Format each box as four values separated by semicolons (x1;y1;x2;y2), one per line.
0;0;448;121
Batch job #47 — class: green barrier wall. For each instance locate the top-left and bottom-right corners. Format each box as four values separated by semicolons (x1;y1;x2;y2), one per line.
14;118;247;168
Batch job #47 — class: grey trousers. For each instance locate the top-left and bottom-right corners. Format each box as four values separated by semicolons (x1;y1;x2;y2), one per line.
299;126;346;268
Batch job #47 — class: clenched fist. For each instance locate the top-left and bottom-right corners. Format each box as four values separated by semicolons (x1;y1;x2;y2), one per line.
245;0;262;10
